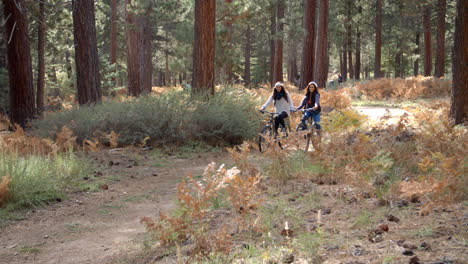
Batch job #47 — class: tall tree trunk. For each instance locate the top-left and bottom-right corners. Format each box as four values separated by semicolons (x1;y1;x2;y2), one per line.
0;14;6;69
354;6;361;80
315;0;328;88
299;0;316;90
244;24;251;87
192;0;216;95
223;0;233;82
72;0;101;104
374;0;382;78
125;1;152;95
355;30;361;80
395;42;402;78
142;11;152;93
287;42;297;84
343;48;348;81
449;0;467;124
110;0;117;86
435;0;446;78
423;6;432;76
339;50;343;78
346;0;353;79
414;32;420;76
36;0;45;114
3;0;35;126
269;5;276;85
273;0;285;84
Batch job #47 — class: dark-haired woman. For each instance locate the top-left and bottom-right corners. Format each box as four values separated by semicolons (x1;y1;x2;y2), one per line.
296;81;321;131
260;82;295;134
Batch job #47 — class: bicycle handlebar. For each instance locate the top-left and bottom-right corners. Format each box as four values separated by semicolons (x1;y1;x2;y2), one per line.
294;108;316;112
259;110;280;115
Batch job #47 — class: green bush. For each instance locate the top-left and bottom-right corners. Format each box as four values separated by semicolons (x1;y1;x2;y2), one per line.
33;87;262;146
0;152;91;209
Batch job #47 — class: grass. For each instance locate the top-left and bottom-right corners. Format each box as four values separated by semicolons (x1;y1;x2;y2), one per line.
19;246;41;254
64;222;88;233
0;151;92;210
0;151;96;226
413;227;434;238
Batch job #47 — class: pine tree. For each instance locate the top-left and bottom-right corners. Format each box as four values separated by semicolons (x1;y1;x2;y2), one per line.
449;0;467;124
374;0;382;78
435;0;446;78
423;5;432;76
3;0;35;126
299;0;316;90
192;0;216;95
72;0;101;104
273;0;285;83
315;0;329;87
36;0;45;114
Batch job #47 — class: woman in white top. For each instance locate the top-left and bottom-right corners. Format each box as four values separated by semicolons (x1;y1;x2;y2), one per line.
260;82;295;134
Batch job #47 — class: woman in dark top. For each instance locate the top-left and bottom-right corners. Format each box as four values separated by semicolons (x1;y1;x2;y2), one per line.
296;81;321;130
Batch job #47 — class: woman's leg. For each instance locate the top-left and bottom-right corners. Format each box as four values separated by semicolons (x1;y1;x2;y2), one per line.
312;112;321;130
275;112;288;132
302;111;312;124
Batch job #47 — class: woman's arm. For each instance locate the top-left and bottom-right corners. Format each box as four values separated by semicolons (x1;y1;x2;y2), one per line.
314;94;320;108
287;92;295;110
261;94;274;110
297;96;307;110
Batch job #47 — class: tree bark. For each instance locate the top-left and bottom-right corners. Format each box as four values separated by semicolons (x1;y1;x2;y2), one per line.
244;24;251;87
192;0;216;96
354;6;361;80
346;0;353;79
223;0;233;82
142;11;152;93
273;0;285;84
423;6;432;76
269;5;276;85
374;0;382;78
3;0;35;126
126;1;141;96
435;0;446;78
72;0;101;104
395;42;402;78
126;1;152;96
37;0;45;114
315;0;328;88
110;0;117;85
299;0;316;90
414;32;420;76
342;48;348;81
287;47;297;84
449;0;467;124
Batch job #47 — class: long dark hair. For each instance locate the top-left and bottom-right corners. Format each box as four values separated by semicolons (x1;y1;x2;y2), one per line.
305;82;319;104
273;85;289;103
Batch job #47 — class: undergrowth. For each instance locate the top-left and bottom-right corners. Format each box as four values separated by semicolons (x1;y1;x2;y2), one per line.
33;87;261;147
0;151;92;210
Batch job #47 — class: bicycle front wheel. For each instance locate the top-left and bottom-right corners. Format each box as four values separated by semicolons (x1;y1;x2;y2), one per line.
258;126;273;153
295;123;311;152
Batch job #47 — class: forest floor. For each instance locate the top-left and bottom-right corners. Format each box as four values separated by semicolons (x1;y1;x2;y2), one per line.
0;107;466;264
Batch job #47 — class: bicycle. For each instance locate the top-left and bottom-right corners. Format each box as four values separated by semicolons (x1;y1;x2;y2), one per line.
295;108;321;152
258;110;290;152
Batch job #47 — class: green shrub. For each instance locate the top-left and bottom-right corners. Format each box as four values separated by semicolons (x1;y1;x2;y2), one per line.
33;87;262;146
0;152;91;209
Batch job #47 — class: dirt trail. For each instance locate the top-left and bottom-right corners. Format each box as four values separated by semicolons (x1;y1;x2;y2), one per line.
0;149;230;264
0;107;413;264
353;106;411;123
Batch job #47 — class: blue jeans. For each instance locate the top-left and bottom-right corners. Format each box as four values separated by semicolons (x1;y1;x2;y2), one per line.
302;111;321;130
